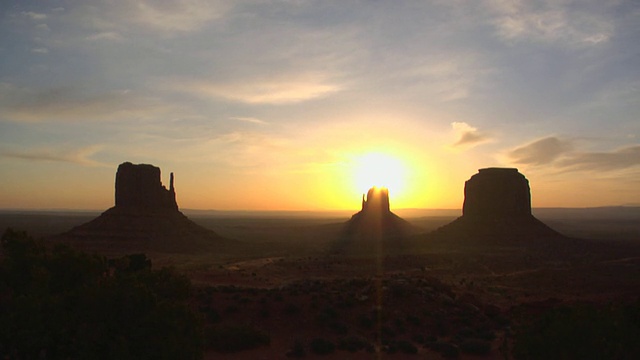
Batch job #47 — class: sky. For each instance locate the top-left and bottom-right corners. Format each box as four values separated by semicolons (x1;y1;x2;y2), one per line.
0;0;639;211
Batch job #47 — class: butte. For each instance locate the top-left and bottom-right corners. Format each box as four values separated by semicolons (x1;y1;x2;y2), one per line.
333;187;414;254
55;162;234;254
429;168;563;244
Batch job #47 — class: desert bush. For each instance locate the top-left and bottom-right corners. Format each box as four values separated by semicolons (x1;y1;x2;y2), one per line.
454;326;475;340
406;314;421;326
206;324;270;353
284;303;300;315
396;340;418;354
476;328;496;341
315;306;338;323
225;304;239;313
428;341;460;358
337;336;369;352
329;321;349;335
309;338;335;355
0;229;202;360
358;314;374;328
381;325;397;339
411;333;425;344
199;305;221;323
286;339;305;357
394;318;406;334
459;338;491;355
512;303;640;359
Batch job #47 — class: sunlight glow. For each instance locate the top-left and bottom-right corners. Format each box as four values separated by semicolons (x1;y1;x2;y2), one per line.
351;152;407;197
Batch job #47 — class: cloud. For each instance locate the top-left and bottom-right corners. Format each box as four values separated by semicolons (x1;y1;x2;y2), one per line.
172;76;342;104
0;84;172;123
0;145;106;167
202;131;293;172
404;54;492;102
85;31;124;42
451;122;491;148
30;47;49;54
486;0;614;46
68;0;229;35
230;117;268;125
128;0;228;32
508;136;573;165
508;136;640;173
22;12;47;21
557;145;640;172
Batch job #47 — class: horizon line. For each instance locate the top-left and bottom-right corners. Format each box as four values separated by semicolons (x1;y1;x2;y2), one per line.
1;205;638;214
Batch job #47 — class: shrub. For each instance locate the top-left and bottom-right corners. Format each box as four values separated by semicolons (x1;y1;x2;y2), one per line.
459;338;491;355
329;321;348;335
513;303;640;359
359;314;374;329
0;229;202;360
428;341;460;358
337;336;368;352
199;306;221;323
316;306;338;323
310;338;335;355
206;324;270;353
286;339;305;357
396;340;418;354
406;314;421;326
283;303;300;315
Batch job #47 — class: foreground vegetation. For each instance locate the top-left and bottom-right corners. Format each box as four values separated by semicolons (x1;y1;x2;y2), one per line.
1;228;639;358
0;229;202;359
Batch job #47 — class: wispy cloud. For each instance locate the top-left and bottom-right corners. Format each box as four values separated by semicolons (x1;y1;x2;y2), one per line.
30;47;49;54
0;84;172;123
557;145;640;172
508;136;573;165
203;131;293;172
0;145;107;167
22;12;47;21
173;76;342;104
85;31;124;42
230;117;268;125
404;54;492;102
486;0;614;46
508;136;640;173
68;0;230;35
450;122;491;149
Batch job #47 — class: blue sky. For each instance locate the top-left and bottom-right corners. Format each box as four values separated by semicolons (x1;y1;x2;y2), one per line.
0;0;638;210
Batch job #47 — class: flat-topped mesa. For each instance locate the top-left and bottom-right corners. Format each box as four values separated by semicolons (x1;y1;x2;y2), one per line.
361;186;391;214
463;167;531;219
115;162;178;211
429;167;563;242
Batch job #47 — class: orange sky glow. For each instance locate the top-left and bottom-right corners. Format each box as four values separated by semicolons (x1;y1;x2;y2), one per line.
0;1;638;211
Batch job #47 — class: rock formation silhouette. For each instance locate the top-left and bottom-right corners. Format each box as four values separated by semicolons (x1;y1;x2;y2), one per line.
342;187;414;243
115;162;178;211
463;168;531;219
430;168;562;243
56;162;233;254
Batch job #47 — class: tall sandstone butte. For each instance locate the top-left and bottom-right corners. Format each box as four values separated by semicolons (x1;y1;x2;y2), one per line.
114;162;178;211
342;187;413;243
57;162;231;254
431;168;562;241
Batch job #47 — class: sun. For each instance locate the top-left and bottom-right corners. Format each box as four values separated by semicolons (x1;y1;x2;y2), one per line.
351;152;406;196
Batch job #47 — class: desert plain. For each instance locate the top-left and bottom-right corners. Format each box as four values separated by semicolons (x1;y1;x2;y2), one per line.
1;206;638;359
